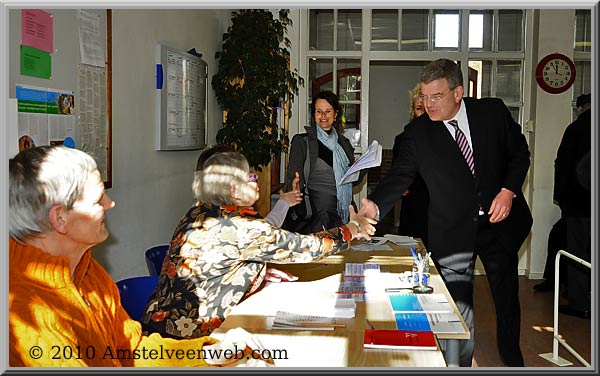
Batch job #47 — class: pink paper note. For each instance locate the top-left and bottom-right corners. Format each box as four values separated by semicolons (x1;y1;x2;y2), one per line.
21;9;53;53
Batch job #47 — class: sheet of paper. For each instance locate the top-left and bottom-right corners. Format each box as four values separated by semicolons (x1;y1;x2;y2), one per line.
426;312;466;334
340;140;382;184
383;234;419;245
352;237;393;251
271;311;336;331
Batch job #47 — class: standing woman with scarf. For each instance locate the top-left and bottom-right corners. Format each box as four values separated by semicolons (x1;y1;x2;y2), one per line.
283;90;357;234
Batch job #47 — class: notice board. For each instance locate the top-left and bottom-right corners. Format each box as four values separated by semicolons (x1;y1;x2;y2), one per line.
154;44;208;151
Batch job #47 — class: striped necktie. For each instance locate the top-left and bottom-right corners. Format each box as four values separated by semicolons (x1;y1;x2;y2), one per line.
449;119;474;175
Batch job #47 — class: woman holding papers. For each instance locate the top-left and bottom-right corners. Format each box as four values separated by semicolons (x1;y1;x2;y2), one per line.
282;90;360;234
142;150;376;340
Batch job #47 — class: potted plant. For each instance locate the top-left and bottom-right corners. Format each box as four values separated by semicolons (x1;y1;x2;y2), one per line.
211;9;304;172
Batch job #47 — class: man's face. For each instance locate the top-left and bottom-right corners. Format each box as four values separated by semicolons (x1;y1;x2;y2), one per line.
420;78;463;121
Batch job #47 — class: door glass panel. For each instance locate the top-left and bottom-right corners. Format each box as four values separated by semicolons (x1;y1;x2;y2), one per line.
337;59;361;102
575;10;592;52
496;60;521;103
434;10;460;50
337;9;362;51
309;59;333;102
371;9;398;51
507;106;521;125
573;60;591;97
468;60;492;98
401;10;429;51
309;9;333;51
498;10;523;51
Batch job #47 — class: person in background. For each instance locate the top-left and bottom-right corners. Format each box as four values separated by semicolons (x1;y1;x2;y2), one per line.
143;150;376;339
359;59;532;367
395;83;429;246
9;146;271;367
554;93;591;319
282;90;357;234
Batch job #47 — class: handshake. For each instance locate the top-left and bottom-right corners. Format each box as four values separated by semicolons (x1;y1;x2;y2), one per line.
346;197;381;241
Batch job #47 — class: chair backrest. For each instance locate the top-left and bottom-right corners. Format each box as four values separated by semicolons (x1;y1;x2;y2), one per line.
145;244;169;276
116;275;159;322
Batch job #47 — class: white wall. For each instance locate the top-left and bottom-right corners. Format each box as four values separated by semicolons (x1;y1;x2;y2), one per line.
8;8;232;280
368;62;423;149
527;9;577;278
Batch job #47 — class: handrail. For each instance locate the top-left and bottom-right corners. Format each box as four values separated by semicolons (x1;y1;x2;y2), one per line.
539;249;591;367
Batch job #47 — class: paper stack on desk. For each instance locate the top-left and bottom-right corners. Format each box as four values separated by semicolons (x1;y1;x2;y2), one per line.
271;311;341;331
383;234;419;246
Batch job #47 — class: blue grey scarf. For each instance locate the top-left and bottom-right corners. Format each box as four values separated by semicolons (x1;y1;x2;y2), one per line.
316;126;352;223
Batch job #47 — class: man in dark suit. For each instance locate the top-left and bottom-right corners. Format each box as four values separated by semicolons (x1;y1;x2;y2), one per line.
554;93;591;319
359;59;532;367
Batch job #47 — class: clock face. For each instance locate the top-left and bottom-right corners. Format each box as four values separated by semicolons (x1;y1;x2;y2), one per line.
536;53;576;94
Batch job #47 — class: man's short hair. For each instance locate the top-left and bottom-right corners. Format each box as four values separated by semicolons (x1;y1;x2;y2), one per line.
9;146;98;242
576;93;591;108
420;59;463;90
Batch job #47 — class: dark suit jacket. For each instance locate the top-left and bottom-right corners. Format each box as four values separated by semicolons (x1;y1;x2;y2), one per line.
370;97;533;260
554;109;591;217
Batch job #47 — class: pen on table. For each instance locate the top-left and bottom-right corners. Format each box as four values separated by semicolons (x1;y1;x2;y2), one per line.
336;291;365;294
384;287;412;293
365;319;376;330
409;247;418;260
297;322;346;328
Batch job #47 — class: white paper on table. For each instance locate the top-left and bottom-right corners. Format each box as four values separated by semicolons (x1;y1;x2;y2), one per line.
352;237;393;251
426;312;466;334
383;234;419;245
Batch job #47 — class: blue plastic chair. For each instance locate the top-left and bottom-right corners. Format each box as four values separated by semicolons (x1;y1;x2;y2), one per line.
145;244;169;276
116;275;159;322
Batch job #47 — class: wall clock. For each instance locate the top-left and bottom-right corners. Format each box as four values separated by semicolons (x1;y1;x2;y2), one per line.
535;53;576;94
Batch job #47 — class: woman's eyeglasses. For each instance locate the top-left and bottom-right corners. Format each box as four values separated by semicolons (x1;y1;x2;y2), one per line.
247;173;258;182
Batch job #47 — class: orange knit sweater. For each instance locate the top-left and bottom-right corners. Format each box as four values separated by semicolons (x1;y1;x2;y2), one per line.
9;238;217;367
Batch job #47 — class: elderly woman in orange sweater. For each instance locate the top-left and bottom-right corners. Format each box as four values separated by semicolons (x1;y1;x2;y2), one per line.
8;146;270;367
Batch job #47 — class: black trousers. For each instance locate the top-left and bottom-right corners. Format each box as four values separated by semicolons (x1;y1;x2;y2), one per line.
565;216;591;311
436;216;523;367
542;217;567;282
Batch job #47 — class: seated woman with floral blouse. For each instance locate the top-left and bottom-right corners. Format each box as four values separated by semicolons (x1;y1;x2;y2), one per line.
142;150;376;339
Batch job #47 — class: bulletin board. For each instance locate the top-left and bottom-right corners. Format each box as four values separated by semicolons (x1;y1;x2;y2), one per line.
12;9;113;188
154;44;208;151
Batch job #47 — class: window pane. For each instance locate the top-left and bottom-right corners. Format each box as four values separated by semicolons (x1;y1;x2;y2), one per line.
468;60;492;98
337;59;361;101
402;9;429;51
573;60;592;98
469;11;493;51
575;10;592;52
371;9;398;51
498;10;523;51
434;11;460;50
309;9;333;50
337;9;362;51
496;60;522;103
309;59;333;101
507;106;521;125
340;103;360;130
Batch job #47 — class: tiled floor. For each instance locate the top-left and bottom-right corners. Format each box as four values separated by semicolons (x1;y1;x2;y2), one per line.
473;275;592;368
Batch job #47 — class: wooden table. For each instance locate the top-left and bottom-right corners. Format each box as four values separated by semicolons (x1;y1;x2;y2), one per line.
211;241;469;367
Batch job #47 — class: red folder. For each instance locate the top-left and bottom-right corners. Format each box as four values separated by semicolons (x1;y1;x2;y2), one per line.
363;329;437;350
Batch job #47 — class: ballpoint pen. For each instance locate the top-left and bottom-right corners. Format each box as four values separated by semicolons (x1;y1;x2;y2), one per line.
365;319;376;330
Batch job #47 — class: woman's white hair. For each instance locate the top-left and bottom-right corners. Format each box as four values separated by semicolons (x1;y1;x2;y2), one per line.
9;146;98;242
192;152;255;205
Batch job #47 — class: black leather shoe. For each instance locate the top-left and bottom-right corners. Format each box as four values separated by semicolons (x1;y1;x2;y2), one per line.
533;280;553;292
559;305;590;319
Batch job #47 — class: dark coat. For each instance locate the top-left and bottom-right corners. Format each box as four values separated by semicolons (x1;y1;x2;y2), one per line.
554;109;591;217
370;97;533;259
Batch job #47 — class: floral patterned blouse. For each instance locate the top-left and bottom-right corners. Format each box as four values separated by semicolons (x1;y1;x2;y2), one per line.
141;202;352;339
